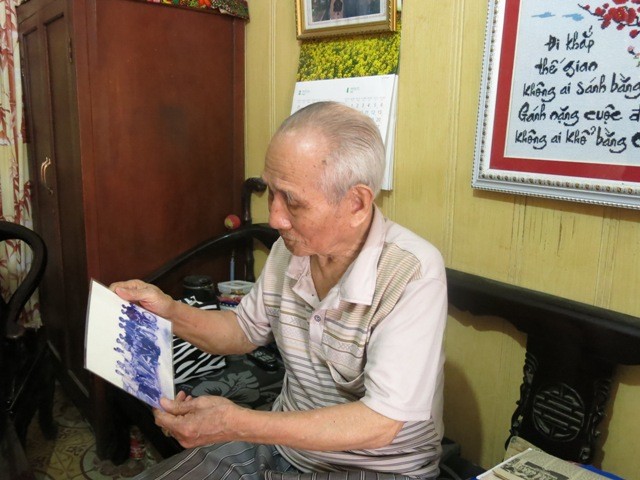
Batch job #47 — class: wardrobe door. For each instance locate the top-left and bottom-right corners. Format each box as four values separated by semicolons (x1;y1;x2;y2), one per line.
19;0;90;399
82;0;245;286
20;0;247;428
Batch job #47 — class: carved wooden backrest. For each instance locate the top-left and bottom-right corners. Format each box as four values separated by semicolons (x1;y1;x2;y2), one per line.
446;268;640;464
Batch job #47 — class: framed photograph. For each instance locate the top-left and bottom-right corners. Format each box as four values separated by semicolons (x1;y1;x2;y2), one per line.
296;0;397;39
473;0;640;209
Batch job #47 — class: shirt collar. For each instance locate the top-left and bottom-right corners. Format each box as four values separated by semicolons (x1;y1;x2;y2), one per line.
339;205;385;305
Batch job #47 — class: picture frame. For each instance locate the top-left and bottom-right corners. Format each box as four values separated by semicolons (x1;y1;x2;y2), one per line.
296;0;397;40
473;0;640;210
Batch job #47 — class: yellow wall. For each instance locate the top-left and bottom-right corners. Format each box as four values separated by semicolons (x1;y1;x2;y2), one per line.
244;1;640;477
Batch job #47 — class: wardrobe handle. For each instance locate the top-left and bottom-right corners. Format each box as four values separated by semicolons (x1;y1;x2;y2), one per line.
40;157;54;195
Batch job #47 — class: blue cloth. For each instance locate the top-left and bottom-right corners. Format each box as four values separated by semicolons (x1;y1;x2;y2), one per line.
580;464;624;479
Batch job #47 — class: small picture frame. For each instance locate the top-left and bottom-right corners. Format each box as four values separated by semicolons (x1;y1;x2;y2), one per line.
296;0;397;40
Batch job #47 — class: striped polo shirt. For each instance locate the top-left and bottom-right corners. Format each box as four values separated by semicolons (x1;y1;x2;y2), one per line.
236;207;447;478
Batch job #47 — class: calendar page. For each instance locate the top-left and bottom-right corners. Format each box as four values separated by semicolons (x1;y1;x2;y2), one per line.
291;74;397;190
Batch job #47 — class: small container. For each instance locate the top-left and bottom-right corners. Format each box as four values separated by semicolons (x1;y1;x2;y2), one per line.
129;426;146;460
183;275;215;302
217;280;254;311
217;280;254;296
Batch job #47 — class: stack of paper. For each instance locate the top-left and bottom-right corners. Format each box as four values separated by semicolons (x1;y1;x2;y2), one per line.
479;441;619;480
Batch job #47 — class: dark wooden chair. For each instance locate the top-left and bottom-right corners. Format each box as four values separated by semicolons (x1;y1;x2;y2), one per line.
446;268;640;472
0;221;56;479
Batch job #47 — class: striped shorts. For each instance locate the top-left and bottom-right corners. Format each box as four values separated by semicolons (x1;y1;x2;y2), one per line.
133;442;418;480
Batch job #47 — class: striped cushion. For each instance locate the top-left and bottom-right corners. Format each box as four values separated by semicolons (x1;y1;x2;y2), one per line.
173;300;226;384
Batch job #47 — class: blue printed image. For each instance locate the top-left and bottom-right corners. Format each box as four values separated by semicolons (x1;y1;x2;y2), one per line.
114;303;165;408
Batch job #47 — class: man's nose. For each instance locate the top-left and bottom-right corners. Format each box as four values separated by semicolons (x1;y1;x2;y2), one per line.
268;197;292;230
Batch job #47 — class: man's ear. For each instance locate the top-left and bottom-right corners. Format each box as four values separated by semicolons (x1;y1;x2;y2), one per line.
347;184;375;227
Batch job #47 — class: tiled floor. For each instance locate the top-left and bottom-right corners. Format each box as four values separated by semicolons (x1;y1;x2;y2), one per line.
25;383;160;479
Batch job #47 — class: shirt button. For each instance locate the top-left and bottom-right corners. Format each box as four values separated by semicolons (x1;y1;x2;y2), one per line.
314;315;321;322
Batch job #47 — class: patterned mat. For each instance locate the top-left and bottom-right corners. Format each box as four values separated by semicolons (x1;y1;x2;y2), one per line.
25;383;161;479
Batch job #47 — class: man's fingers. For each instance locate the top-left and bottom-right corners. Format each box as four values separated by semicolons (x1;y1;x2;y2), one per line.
111;281;152;301
159;396;194;416
176;390;188;402
109;279;145;292
109;280;175;318
154;407;181;430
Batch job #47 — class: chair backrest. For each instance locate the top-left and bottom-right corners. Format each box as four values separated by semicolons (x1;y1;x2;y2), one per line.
240;177;270;282
0;221;47;341
143;177;278;296
447;268;640;465
0;221;47;441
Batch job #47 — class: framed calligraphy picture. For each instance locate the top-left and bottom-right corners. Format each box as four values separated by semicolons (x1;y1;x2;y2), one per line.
473;0;640;209
296;0;397;39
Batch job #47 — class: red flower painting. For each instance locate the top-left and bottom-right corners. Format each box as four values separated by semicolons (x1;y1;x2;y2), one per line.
579;1;640;38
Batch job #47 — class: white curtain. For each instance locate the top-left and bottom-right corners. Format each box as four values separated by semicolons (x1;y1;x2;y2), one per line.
0;0;40;328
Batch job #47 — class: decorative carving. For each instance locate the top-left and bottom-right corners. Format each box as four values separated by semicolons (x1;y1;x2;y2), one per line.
506;347;612;464
579;377;612;463
532;383;584;441
509;351;538;439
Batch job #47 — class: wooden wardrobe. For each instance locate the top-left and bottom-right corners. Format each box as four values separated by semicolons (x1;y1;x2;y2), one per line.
17;0;245;446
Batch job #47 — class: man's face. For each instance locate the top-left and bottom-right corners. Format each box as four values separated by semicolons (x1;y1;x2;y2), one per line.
262;129;353;258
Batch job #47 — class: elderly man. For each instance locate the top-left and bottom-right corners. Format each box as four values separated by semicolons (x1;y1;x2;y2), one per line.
111;101;447;479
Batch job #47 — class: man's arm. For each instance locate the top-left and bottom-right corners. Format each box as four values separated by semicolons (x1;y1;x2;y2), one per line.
156;394;404;451
111;279;256;355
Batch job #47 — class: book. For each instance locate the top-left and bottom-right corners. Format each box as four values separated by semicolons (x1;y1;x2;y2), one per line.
85;280;175;409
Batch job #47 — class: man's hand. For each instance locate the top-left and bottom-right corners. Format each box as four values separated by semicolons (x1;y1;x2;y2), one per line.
110;279;177;320
110;279;255;356
154;391;242;449
153;392;403;452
